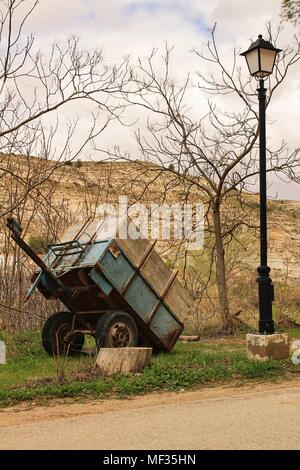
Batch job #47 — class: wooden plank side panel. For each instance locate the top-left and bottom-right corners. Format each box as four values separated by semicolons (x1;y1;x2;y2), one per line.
164;280;193;321
116;237;151;268
142;250;193;321
141;249;171;296
117;238;193;322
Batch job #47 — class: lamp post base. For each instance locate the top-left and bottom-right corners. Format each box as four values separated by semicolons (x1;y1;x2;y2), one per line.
257;266;275;334
246;333;289;361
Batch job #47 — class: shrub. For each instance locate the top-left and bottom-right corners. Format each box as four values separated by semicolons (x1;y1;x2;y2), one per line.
28;234;49;254
73;159;82;169
64;160;82;168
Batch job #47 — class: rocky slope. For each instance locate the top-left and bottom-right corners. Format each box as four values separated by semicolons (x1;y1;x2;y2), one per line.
1;154;299;283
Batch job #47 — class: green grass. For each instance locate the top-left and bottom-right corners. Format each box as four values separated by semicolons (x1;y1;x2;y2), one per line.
0;331;299;407
282;325;300;338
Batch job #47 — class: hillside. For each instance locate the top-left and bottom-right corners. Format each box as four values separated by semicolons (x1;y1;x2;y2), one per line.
1;154;300;283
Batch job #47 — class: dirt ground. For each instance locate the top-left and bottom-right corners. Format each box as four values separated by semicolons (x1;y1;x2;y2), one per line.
1;379;300;449
1;377;298;428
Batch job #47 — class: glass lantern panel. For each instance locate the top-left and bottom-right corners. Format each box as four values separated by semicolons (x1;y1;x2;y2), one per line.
245;49;259;76
260;48;276;75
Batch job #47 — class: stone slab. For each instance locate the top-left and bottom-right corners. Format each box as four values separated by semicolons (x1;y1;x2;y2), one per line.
0;340;6;364
290;340;300;353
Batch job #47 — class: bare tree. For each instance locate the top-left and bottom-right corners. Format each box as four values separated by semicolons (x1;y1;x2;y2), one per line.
0;0;129;218
0;0;132;331
281;0;300;22
105;25;300;333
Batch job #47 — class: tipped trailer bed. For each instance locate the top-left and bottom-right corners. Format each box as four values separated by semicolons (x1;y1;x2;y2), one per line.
7;217;191;355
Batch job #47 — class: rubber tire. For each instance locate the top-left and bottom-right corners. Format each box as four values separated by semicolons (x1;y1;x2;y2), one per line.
42;311;84;356
95;311;138;350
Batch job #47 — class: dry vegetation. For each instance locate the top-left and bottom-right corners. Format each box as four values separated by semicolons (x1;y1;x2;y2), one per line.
0;154;299;335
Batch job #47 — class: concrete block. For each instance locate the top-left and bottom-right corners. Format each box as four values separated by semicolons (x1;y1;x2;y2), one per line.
0;340;6;364
246;333;289;361
291;349;300;365
290;340;300;353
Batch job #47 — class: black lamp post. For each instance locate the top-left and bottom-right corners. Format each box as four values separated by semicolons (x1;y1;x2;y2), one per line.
240;35;282;334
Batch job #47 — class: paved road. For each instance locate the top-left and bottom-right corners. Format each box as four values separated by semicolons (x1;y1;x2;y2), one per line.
1;381;300;449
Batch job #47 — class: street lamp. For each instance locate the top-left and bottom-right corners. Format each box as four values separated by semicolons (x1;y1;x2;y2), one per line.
240;35;282;335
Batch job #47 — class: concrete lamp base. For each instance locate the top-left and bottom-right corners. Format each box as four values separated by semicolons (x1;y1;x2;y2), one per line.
246;333;289;361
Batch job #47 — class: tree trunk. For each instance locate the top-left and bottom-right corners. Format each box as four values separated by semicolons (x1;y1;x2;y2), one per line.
96;347;152;376
212;200;234;334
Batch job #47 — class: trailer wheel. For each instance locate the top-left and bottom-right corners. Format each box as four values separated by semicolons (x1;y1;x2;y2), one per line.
42;312;84;356
95;311;138;350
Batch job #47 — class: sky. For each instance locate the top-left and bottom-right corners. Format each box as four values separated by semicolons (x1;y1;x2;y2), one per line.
7;0;300;200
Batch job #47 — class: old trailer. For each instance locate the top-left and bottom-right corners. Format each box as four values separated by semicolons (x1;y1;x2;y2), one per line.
7;216;191;355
